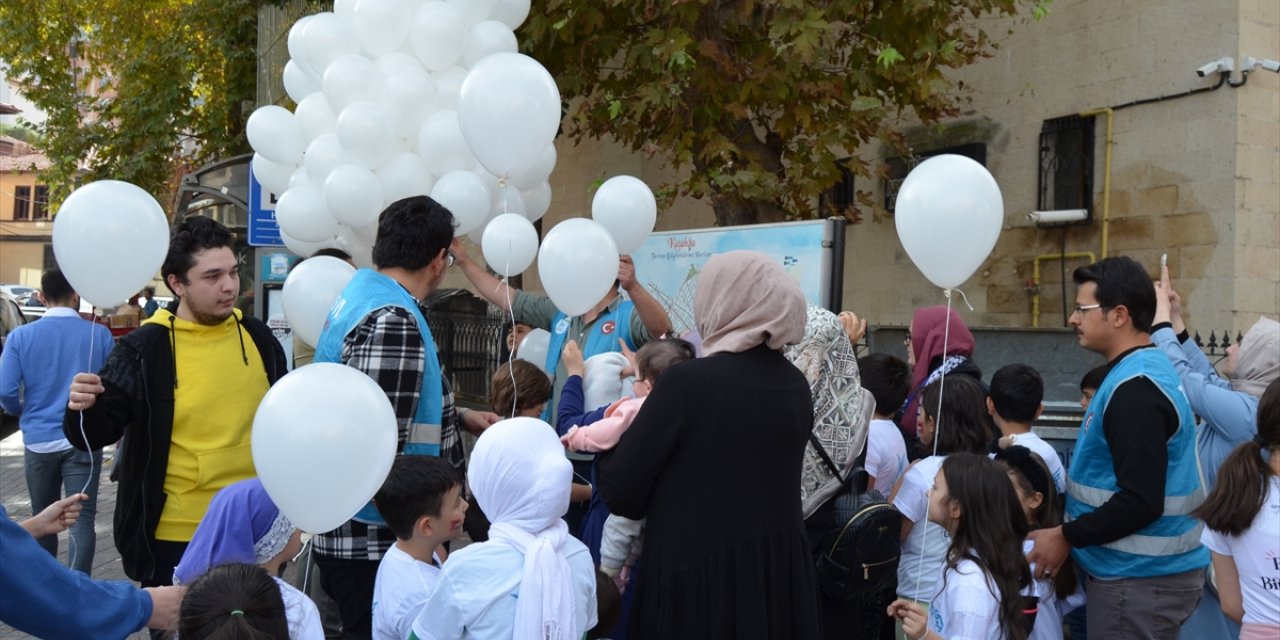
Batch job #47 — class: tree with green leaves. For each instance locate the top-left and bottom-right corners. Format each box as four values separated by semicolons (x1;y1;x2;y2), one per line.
0;0;271;208
522;0;1048;226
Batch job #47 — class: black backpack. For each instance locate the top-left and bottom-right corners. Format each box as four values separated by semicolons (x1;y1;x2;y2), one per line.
808;432;903;602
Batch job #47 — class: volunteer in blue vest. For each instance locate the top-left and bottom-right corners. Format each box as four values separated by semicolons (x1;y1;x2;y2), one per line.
1027;256;1208;639
451;238;672;536
311;196;501;640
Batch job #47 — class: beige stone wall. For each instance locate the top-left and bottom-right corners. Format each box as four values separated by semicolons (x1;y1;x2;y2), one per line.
0;241;45;286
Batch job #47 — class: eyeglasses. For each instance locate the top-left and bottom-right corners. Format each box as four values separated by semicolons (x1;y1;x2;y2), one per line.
1071;303;1104;316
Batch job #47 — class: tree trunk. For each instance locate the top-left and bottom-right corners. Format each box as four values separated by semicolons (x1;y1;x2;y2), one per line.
709;191;791;227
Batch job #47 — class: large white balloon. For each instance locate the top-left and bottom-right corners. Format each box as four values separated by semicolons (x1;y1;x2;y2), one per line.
376;152;434;205
520;181;552;222
516;328;551;371
303;133;346;186
322;54;380;113
430;171;491;235
276;185;342;243
52;181;169;309
463;20;517;67
458;53;561;179
295;93;338;142
287;15;318;75
288;167;313;191
252;153;295;197
380;67;437;139
446;0;495;26
253;363;399;534
374;51;425;74
417;110;475;176
324;164;385;228
592;175;657;254
333;0;358;21
299;13;360;78
283;256;357;347
336;229;375;268
433;66;468;110
281;231;334;258
282;60;321;103
537;219;620;317
353;0;412;57
409;3;465;71
336;101;394;169
509;143;556;189
247;105;305;165
894;154;1004;290
482;213;539;277
491;183;525;216
490;0;531;29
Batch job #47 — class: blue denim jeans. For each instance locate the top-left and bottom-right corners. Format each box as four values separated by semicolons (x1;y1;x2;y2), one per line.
24;447;102;575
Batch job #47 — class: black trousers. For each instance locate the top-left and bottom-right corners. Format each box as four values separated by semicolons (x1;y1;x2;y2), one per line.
314;554;381;640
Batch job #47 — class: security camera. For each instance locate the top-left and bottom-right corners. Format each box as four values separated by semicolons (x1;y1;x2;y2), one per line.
1196;57;1234;77
1242;56;1280;73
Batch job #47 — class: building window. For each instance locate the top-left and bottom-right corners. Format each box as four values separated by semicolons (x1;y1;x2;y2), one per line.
818;161;855;218
32;185;49;220
1038;115;1095;220
13;186;31;220
884;143;987;212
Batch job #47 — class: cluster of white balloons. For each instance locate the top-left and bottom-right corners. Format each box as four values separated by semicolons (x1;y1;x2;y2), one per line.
248;0;556;268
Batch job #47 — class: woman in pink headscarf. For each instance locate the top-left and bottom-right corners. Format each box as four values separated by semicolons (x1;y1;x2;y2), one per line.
898;305;984;444
597;251;820;638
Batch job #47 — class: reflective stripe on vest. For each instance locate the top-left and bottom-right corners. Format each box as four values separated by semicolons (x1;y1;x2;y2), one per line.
1067;479;1205;515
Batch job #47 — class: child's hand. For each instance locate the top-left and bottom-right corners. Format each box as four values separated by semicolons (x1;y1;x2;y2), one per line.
615;565;632;593
563;340;585;377
21;493;86;538
888;599;929;639
838;310;867;345
619;339;637;378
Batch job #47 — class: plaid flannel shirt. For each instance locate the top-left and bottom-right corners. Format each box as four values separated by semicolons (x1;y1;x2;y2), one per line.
312;305;465;561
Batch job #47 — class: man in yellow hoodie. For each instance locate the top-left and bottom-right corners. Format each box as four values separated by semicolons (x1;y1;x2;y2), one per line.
64;216;288;599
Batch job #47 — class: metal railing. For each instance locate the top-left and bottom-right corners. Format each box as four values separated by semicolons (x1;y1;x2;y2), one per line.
428;307;507;407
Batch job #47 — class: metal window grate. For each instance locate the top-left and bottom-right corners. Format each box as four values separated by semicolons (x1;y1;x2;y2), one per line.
1037;115;1095;224
884;143;987;212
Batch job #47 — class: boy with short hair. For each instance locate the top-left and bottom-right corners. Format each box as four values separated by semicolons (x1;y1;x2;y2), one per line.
856;353;911;492
988;363;1066;492
371;456;468;640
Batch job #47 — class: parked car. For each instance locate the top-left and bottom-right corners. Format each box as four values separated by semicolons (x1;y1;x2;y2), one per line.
0;283;37;303
0;290;28;356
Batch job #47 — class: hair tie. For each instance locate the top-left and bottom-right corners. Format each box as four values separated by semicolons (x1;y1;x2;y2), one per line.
230;610;245;617
1254;434;1270;448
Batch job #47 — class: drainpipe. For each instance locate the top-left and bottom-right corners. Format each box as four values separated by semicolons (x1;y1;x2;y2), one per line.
1031;252;1096;328
1079;107;1113;259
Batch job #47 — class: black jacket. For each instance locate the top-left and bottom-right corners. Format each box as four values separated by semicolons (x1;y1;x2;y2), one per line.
64;313;287;582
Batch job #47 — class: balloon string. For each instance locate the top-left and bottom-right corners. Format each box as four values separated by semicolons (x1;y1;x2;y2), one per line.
944;287;975;312
502;241;519;420
912;288;955;599
69;304;100;571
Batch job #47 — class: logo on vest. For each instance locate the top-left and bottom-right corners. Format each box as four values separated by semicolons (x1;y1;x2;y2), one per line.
601;320;616;335
1082;412;1094;436
554;318;570;334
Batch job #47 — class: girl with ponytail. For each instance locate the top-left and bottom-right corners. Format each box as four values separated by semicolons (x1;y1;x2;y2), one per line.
1192;377;1280;638
179;563;290;639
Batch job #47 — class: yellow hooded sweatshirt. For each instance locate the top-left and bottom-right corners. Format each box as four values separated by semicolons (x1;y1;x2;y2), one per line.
147;308;270;542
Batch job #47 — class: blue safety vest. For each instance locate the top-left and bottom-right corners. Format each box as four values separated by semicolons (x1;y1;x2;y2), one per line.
315;269;443;524
1066;348;1208;579
542;301;637;427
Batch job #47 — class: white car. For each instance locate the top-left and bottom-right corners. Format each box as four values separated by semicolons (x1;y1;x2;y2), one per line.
0;283;38;304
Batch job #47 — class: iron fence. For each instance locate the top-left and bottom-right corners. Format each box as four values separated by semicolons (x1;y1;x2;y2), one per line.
428;307;507;407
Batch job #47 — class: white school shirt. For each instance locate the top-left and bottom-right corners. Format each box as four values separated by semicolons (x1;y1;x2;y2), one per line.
411;538;598;640
372;546;443;640
866;418;909;493
929;557;1001;640
275;577;325;640
1200;476;1280;627
893;455;951;602
1005;432;1066;494
1022;540;1063;640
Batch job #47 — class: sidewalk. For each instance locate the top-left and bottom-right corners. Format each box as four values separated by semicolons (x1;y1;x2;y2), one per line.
0;429;148;639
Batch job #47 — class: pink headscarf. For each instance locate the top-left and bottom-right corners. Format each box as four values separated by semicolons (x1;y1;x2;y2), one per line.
899;305;977;439
695;251;807;356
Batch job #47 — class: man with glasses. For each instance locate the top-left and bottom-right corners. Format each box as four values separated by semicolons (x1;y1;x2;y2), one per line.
310;196;499;639
1027;256;1207;639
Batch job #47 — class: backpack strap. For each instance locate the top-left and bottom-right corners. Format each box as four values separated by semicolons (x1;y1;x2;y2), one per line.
807;431;870;494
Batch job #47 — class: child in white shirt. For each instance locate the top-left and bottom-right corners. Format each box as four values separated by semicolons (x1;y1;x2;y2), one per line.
371;455;468;640
987;364;1065;493
858;353;912;492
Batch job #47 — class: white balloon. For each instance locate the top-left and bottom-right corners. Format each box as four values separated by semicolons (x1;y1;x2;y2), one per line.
894;155;1004;289
380;67;437;139
467;208;500;244
463;20;517;67
592;175;657;254
433;66;467;111
430;170;491;235
458;53;561;178
336;101;394;169
516;328;551;372
324;164;386;228
374;51;425;74
333;0;358;21
295;93;338;142
353;0;411;56
509;143;556;189
52;181;169;309
482;213;538;277
253;363;399;533
537;219;620;317
335;231;375;268
376;151;434;204
520;181;552;222
283;60;321;103
491;183;525;216
490;0;531;29
322;54;379;113
417;110;475;176
276;185;342;242
409;3;465;71
247;105;305;165
300;13;360;78
281;232;335;258
252;153;295;197
303;133;346;186
288;167;313;191
446;0;495;26
283;256;357;347
287;15;317;74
